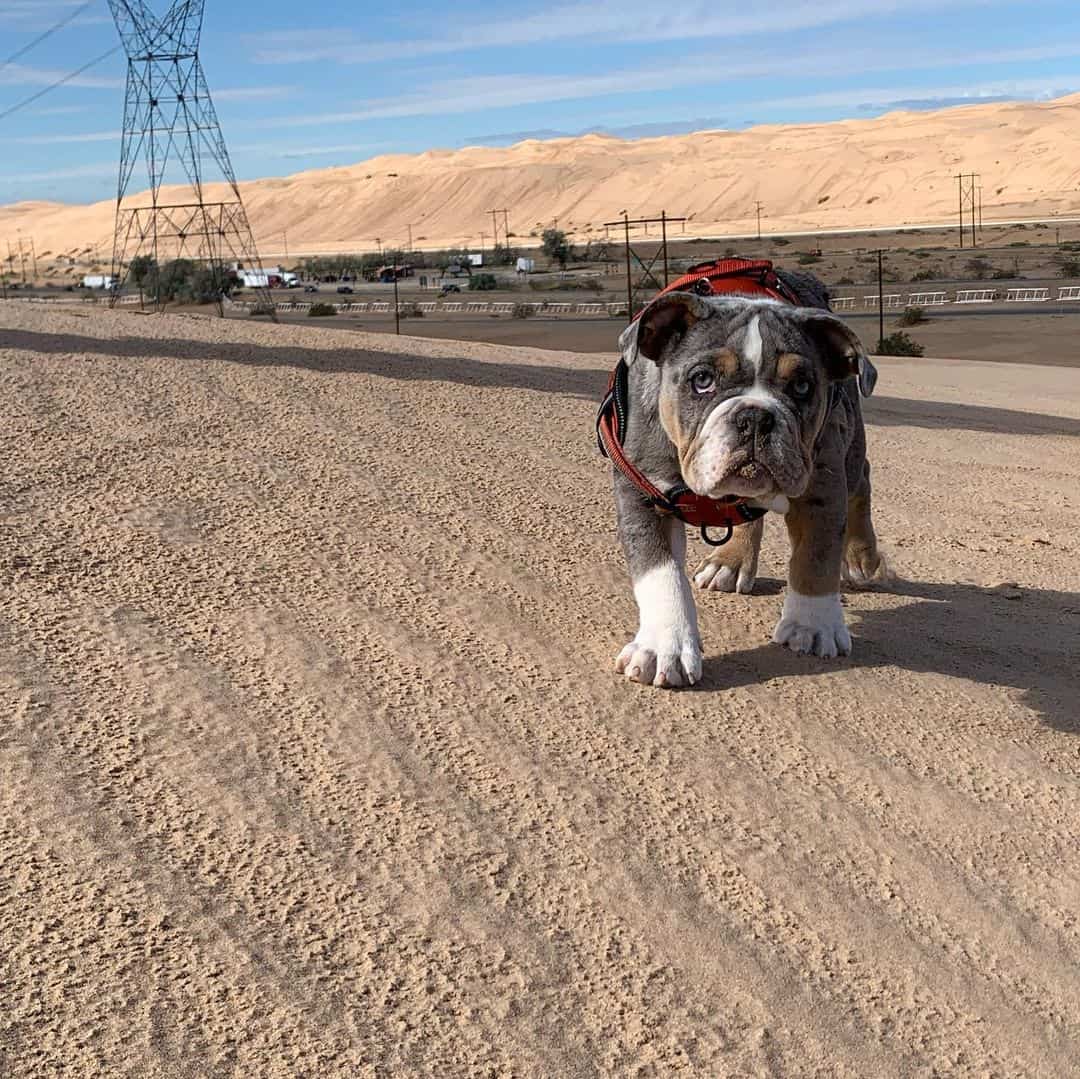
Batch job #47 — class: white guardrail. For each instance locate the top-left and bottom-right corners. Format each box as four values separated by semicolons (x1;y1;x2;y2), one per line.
863;294;904;309
156;283;1080;317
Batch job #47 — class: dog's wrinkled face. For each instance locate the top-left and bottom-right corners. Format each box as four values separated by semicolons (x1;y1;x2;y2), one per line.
623;293;872;499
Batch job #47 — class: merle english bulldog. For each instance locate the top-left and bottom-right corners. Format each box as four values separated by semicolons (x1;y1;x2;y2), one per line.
608;270;888;688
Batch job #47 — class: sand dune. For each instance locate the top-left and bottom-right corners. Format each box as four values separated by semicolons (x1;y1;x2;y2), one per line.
4;93;1080;264
2;303;1079;1074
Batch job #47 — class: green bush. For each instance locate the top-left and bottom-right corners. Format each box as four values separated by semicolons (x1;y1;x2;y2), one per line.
1058;258;1080;278
153;259;232;304
469;273;498;291
897;306;927;326
797;253;822;265
772;237;791;246
835;276;855;285
910;267;940;282
541;229;570;268
307;302;337;317
877;331;924;357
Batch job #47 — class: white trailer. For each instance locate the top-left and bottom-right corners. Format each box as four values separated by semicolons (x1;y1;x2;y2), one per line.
82;274;115;289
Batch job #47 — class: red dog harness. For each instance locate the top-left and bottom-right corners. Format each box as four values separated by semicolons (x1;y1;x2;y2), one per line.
596;257;799;545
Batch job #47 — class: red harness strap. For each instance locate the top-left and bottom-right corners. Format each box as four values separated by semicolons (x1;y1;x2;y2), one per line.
597;257;796;545
643;257;800;311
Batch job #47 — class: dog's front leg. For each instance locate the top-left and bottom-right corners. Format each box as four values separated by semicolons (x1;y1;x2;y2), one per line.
614;476;702;688
773;455;851;658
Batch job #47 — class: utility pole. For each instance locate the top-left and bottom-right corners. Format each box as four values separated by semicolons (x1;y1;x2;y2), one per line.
977;185;983;235
29;236;38;281
957;174;965;249
970;172;978;246
603;210;688;319
622;211;632;317
17;237;26;284
661;210;669;287
755;200;764;241
393;271;400;335
877;250;884;350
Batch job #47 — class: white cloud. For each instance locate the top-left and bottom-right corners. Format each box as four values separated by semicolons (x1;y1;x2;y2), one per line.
0;63;122;90
250;0;1007;64
214;86;296;102
0;162;116;184
256;42;1080;128
230;140;389;158
752;77;1080;112
10;130;119;145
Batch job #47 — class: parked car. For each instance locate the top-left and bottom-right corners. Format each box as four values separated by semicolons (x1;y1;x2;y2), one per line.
336;285;354;295
439;283;461;295
303;285;319;293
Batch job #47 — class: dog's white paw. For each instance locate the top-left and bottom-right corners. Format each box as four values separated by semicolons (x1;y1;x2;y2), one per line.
615;631;703;688
772;591;851;658
694;559;755;594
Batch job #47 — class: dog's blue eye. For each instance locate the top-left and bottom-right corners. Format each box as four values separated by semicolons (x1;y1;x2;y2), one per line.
689;369;716;394
790;377;812;398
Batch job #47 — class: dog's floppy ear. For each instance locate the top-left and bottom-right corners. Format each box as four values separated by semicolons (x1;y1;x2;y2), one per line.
794;308;877;397
620;292;710;365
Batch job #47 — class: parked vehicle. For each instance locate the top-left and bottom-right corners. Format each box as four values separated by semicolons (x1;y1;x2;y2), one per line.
303;285;319;294
336;285;354;295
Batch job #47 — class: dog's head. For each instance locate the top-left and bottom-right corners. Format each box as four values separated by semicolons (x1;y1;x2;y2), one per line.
621;293;875;500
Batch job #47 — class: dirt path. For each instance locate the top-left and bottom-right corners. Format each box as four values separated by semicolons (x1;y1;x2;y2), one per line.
2;304;1078;1077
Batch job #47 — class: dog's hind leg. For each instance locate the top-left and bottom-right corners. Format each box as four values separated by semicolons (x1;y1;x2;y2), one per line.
692;516;765;594
842;459;891;587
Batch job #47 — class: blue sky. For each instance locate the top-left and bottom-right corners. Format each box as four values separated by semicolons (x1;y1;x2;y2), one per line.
2;0;1079;204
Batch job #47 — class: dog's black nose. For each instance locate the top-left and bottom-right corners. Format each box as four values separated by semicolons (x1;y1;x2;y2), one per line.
737;406;775;438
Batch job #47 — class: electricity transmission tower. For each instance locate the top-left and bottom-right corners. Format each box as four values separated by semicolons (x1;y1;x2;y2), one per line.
955;172;979;249
107;0;275;316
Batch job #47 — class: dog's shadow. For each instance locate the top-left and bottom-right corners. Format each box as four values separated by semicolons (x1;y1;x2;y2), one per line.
699;577;1080;734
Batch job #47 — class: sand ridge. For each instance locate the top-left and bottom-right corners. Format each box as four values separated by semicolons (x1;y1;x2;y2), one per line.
4;92;1080;260
1;303;1079;1076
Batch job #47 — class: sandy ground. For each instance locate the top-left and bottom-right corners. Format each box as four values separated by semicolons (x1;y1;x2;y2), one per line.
5;92;1080;262
2;303;1079;1077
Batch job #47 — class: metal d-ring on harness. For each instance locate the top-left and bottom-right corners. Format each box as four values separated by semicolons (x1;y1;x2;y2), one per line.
596;256;803;545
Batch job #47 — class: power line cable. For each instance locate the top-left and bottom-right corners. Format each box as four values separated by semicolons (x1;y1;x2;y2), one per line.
0;44;121;124
0;1;96;76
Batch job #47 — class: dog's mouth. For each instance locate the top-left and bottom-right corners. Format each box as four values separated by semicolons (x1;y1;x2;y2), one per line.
706;456;778;499
684;440;809;501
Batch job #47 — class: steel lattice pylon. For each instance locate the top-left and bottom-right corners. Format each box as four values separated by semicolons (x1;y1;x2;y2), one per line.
107;0;275;316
